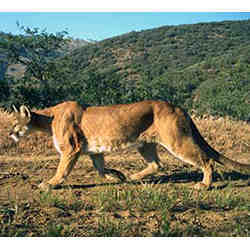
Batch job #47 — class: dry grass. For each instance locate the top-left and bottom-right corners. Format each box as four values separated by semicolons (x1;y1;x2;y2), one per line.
0;108;55;157
0;109;249;236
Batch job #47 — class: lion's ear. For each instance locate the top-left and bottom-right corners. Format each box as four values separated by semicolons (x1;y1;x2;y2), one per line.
12;105;19;113
20;105;31;120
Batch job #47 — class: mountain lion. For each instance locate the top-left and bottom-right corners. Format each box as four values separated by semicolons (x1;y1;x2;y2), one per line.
9;100;250;191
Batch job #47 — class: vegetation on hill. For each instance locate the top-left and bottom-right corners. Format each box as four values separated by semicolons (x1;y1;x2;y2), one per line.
0;20;250;120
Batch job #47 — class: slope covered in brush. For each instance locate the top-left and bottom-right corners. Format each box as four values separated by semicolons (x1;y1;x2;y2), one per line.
1;19;250;120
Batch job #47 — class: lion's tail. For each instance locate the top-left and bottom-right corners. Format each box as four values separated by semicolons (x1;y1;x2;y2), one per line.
190;118;250;174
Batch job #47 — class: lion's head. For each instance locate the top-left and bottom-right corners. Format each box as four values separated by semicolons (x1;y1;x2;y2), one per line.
9;105;32;142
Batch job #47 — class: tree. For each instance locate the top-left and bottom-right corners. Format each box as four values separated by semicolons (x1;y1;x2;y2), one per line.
0;23;69;85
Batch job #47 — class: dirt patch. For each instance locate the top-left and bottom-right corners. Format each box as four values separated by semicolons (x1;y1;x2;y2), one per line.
0;111;249;236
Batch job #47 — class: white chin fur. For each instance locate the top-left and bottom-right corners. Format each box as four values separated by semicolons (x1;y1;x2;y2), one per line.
10;134;19;142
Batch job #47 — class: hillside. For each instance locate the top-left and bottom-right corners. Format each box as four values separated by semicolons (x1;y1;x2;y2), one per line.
1;19;250;120
59;19;250;120
70;20;250;81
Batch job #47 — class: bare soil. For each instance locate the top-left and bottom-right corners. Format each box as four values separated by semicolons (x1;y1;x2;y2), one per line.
0;110;249;236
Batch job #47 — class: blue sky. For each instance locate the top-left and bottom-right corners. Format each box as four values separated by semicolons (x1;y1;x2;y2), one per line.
1;12;250;41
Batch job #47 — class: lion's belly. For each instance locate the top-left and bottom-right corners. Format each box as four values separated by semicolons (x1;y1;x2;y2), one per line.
83;138;143;154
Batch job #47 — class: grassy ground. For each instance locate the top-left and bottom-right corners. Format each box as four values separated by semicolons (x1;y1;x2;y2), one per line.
0;110;249;236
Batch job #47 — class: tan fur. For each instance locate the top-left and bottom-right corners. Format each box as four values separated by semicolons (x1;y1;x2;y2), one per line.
9;100;250;191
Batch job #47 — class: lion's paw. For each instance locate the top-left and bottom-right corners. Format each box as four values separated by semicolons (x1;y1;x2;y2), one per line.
38;182;52;192
104;175;115;181
193;182;210;190
129;173;141;181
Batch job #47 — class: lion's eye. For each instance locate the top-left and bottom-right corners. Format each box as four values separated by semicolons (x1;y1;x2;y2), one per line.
13;125;20;132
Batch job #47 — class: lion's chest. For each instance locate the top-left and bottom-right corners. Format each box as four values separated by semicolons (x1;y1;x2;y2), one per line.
53;135;62;155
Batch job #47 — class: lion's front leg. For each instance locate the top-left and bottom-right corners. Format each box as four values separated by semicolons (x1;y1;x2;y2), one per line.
39;150;81;191
90;154;126;182
39;120;82;191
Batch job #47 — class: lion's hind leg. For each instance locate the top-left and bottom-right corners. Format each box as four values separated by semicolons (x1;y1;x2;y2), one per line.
157;109;214;190
160;140;213;190
90;154;126;182
193;158;213;190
